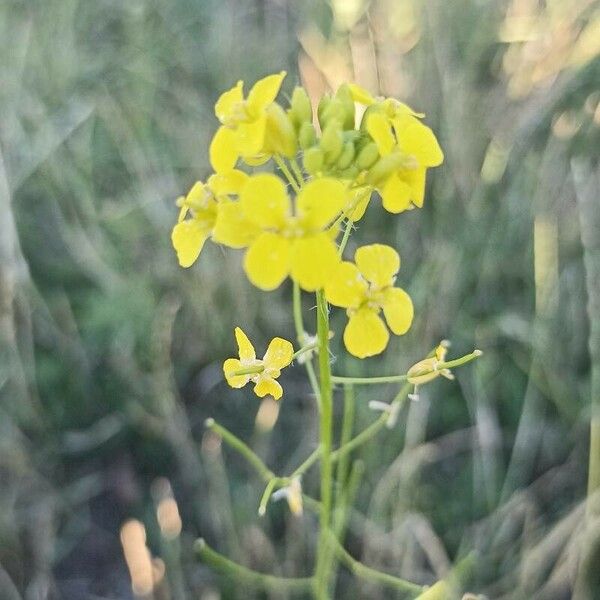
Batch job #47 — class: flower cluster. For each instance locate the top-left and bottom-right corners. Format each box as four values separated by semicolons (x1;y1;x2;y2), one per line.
172;72;445;392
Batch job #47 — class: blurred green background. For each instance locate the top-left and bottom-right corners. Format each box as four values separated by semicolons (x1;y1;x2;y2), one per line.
1;0;599;598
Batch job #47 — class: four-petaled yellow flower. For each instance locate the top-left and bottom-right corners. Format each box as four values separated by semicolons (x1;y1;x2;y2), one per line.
407;341;454;385
367;109;443;213
210;71;295;170
216;174;347;291
223;327;293;400
171;170;248;267
325;244;413;358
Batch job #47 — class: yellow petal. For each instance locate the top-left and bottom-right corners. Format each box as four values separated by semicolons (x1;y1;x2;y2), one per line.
244;233;291;290
297;177;348;229
290;233;340;292
215;81;243;123
208;169;248;196
325;261;367;308
263;337;294;370
210;126;239;172
348;83;376;105
223;358;251;388
355;244;400;288
240;173;290;229
237;115;268;157
382;287;414;335
394;116;444;167
346;190;371;222
213;201;260;248
343;308;389;358
234;327;256;362
381;173;412;213
246;71;286;117
367;112;395;156
254;377;283;400
171;221;209;268
406;167;427;208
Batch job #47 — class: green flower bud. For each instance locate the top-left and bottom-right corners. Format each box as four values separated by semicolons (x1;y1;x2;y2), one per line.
289;87;313;128
317;95;332;124
365;152;405;184
320;122;344;163
338;164;360;180
298;122;317;149
356;142;379;169
319;98;347;130
336;141;355;170
266;103;297;157
303;147;325;175
335;84;356;130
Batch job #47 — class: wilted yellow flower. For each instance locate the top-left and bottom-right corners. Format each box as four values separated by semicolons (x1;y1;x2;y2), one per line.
171;170;248;267
216;174;347;291
211;72;296;168
407;341;454;385
325;244;413;358
272;477;303;516
223;327;293;400
366;109;443;213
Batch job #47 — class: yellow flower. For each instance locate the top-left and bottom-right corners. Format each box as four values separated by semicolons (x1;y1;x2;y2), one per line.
325;244;413;358
210;72;295;168
171;170;248;268
223;327;293;400
366;107;443;213
407;341;454;385
217;173;347;292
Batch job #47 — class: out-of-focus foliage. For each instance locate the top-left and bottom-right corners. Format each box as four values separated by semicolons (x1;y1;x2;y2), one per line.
0;0;598;598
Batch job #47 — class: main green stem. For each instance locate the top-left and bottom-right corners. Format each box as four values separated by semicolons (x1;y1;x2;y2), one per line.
315;290;334;599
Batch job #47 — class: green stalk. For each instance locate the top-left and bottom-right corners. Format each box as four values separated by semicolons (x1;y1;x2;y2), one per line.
331;350;482;385
335;385;355;500
293;281;321;406
205;418;274;482
314;290;334;599
195;539;314;592
274;155;301;194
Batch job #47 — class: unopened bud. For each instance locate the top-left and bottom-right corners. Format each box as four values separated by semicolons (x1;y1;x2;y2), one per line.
289;87;313;127
334;84;356;129
366;152;405;184
356;142;380;169
336;141;355;169
265;103;297;157
320;122;343;163
319;98;345;129
338;164;360;180
303;147;325;175
298;121;317;149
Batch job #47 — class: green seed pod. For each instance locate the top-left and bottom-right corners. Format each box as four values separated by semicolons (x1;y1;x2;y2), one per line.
298;121;317;149
336;141;355;170
303;147;325;175
320;121;344;163
289;87;313;127
335;84;356;130
356;142;379;169
365;151;405;184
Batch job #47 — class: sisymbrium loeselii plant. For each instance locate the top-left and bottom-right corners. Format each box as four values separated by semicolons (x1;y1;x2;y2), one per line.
173;72;482;599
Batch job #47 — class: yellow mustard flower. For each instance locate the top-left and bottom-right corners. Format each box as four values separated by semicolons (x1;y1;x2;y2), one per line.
171;170;248;268
407;341;454;385
210;72;295;168
215;173;347;292
366;109;443;213
325;244;413;358
223;327;293;400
